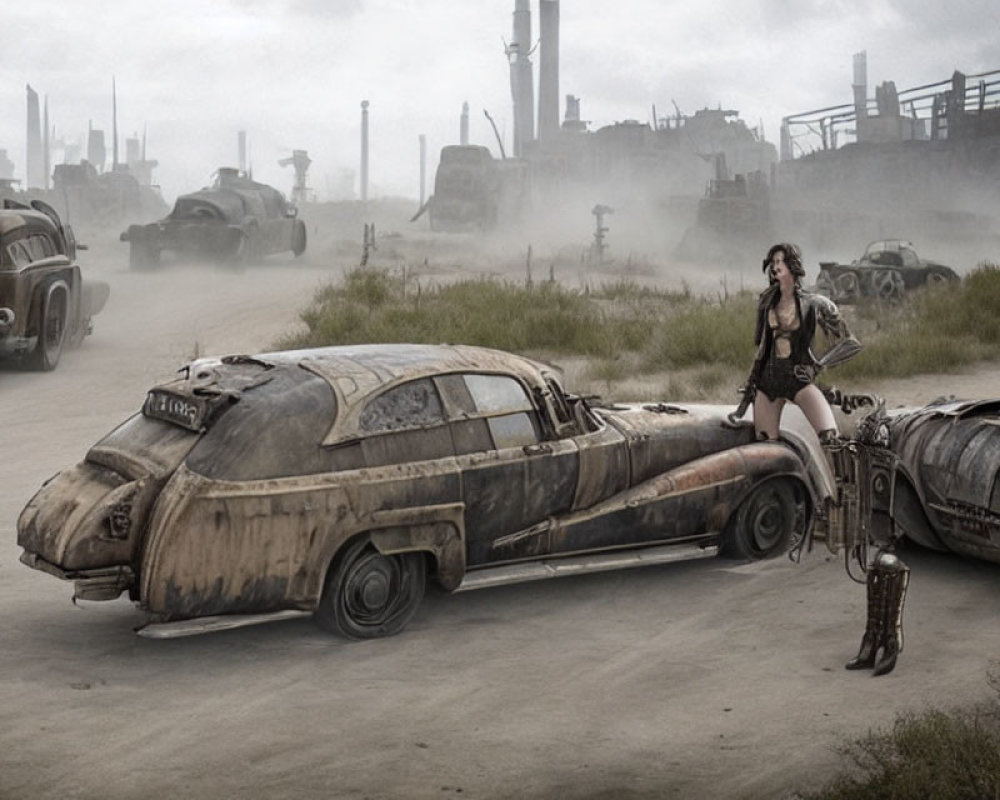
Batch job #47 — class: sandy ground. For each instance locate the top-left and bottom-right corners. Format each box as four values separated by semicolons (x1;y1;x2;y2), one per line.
1;236;999;800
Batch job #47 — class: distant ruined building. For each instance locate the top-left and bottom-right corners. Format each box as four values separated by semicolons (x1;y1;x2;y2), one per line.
775;55;1000;253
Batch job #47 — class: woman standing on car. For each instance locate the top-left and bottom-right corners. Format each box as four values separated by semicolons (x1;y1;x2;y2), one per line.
749;242;861;443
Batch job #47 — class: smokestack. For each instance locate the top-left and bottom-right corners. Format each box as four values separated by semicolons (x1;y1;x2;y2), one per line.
852;51;868;124
87;121;106;172
238;130;247;174
460;101;469;145
43;95;50;190
112;76;119;170
26;85;43;189
360;100;370;203
507;0;534;157
538;0;560;141
418;134;427;207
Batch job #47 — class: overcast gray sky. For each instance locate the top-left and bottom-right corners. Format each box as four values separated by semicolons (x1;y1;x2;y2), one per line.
3;0;997;203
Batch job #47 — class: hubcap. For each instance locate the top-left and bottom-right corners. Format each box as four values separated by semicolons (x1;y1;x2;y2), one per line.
752;498;784;549
360;572;390;610
344;551;400;623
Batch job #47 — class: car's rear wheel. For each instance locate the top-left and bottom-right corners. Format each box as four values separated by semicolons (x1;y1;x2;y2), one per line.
722;478;799;560
28;286;67;371
292;220;307;257
315;537;426;639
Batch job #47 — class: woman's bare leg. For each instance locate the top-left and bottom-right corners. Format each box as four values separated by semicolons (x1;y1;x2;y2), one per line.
753;392;786;440
794;383;838;436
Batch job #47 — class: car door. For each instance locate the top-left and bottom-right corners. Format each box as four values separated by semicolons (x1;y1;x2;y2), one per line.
440;373;578;567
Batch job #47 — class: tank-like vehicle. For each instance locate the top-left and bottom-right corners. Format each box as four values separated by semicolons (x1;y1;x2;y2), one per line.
0;199;110;370
426;146;528;233
120;168;307;269
815;239;959;303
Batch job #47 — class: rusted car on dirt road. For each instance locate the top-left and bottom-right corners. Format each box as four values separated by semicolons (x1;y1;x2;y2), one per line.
120;168;307;269
815;239;959;304
883;397;1000;566
18;344;833;640
0;199;110;370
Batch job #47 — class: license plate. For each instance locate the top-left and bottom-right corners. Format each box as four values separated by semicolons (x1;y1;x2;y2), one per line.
143;389;209;431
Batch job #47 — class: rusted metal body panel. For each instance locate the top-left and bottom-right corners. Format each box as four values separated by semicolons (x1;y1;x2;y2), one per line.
887;398;1000;564
18;343;828;636
0;200;108;369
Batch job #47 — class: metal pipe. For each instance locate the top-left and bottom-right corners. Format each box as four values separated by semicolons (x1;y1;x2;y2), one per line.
508;0;534;156
360;100;369;203
538;0;560;141
460;101;469;145
26;85;42;189
419;133;426;207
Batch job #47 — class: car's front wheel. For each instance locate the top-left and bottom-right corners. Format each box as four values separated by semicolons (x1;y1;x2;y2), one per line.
315;537;426;639
722;478;800;560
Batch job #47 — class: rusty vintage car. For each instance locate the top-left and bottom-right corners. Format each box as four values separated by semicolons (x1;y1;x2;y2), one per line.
18;344;832;639
0;199;110;370
884;397;1000;565
120;168;307;269
815;239;960;304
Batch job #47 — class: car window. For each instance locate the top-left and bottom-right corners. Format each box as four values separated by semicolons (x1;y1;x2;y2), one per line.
28;235;55;259
441;373;541;451
6;240;31;267
464;374;533;414
360;377;444;433
900;248;919;268
487;413;538;448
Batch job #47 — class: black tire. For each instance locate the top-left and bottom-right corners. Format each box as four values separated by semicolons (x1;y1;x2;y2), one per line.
228;224;260;268
722;478;799;560
315;537;426;639
29;286;67;371
292;220;307;257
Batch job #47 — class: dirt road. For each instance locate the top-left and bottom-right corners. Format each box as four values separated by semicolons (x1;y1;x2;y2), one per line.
1;244;998;800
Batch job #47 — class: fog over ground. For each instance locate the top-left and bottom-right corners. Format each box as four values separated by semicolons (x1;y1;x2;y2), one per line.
2;0;998;203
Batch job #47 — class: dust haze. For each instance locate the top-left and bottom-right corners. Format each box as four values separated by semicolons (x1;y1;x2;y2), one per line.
3;2;1000;800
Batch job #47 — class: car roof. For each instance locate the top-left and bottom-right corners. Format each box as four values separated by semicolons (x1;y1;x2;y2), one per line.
253;343;557;446
0;209;60;239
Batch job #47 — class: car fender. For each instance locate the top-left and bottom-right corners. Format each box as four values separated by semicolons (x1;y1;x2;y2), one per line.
539;442;810;546
892;467;948;551
724;442;814;523
367;503;467;591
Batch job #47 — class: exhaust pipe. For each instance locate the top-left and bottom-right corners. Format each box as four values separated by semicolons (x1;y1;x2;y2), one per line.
0;307;14;330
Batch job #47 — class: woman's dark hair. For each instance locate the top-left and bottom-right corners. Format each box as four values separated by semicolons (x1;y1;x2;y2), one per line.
762;243;806;282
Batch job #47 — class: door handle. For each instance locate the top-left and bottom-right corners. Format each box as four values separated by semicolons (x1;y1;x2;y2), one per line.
523;443;552;456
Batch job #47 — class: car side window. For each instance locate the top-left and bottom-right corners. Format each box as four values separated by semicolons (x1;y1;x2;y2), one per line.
900;248;918;268
6;240;32;267
446;373;541;451
360;377;445;433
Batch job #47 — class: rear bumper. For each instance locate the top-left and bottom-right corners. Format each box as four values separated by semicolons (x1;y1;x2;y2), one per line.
20;551;134;601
